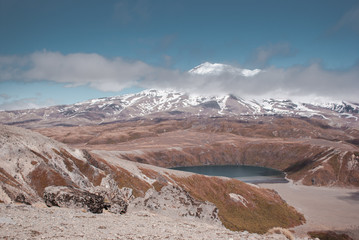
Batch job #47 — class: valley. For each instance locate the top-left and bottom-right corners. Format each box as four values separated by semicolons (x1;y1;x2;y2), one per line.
2;1;358;239
36;116;359;187
1;89;359;239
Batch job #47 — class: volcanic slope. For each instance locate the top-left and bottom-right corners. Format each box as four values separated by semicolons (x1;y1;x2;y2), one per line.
0;89;358;129
36;117;359;187
0;124;305;234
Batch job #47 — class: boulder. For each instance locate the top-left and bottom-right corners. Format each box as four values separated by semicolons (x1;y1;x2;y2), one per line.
43;186;106;213
92;177;133;214
43;185;132;214
15;193;31;205
92;186;132;214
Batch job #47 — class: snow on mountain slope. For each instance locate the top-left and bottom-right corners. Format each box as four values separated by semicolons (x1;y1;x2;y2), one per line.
0;88;358;128
189;62;261;77
1;61;358;128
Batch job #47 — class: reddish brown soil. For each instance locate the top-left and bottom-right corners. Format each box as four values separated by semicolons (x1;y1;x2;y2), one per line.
36;117;359;187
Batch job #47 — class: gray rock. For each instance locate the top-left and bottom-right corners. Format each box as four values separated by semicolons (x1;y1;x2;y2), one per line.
93;177;132;214
15;193;31;205
132;185;220;225
43;186;106;213
92;186;131;214
0;217;15;224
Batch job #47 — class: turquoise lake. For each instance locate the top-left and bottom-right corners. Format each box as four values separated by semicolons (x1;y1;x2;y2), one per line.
171;165;288;184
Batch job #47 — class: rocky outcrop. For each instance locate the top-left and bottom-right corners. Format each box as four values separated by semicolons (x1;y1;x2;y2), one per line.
0;124;148;205
131;185;220;225
92;179;133;214
43;182;133;214
43;186;107;213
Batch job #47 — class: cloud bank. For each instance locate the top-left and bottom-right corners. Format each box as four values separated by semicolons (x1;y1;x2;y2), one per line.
0;97;55;111
0;51;359;102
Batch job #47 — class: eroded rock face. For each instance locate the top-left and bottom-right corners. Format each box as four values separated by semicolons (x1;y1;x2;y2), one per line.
14;193;31;205
43;185;132;214
43;186;106;213
93;186;132;214
91;177;133;214
131;185;220;225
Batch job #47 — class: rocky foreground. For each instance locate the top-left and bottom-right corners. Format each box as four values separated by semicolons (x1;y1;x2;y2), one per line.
0;203;312;240
0;124;306;236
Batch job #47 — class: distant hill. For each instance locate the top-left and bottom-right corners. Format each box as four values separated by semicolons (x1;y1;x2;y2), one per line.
0;88;358;129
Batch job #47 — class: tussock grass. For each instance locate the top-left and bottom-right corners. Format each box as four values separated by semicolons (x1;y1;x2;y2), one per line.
93;158;152;197
29;164;71;195
139;167;173;192
172;174;305;233
111;166;152;197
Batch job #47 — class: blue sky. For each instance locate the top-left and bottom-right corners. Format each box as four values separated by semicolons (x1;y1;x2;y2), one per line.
0;0;359;110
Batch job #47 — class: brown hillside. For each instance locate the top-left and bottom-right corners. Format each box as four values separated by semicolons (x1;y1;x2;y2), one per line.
36;117;359;187
0;124;305;233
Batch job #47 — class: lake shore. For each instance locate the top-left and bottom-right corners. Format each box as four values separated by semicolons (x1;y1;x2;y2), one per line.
259;181;359;239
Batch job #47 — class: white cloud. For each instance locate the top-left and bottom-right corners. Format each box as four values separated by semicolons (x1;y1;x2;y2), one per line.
25;51;158;92
0;55;29;80
0;97;55;111
0;51;358;102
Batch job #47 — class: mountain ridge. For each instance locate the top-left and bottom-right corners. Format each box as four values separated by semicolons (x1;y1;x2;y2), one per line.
1;88;358;129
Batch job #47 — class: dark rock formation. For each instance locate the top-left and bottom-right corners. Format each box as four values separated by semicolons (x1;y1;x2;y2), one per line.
43;186;106;213
93;181;132;214
43;184;132;214
15;193;31;205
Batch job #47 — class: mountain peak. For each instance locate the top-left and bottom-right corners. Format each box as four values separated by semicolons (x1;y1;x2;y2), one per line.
0;87;358;128
189;62;261;77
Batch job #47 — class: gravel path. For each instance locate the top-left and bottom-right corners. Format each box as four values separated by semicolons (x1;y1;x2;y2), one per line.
0;203;312;240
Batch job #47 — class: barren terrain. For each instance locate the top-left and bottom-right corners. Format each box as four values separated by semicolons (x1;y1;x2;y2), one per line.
260;181;359;239
0;124;305;235
2;100;359;239
0;203;312;240
36;117;359;187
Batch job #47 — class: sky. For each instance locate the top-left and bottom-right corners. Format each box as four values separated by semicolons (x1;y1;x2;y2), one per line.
0;0;359;110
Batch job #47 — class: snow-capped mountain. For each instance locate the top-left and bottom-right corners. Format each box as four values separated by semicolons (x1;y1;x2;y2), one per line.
189;62;261;77
0;88;358;128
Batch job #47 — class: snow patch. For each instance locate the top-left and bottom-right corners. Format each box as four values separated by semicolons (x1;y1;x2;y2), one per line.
189;62;261;77
229;193;249;207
